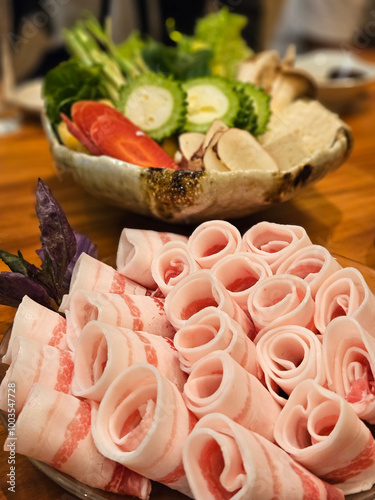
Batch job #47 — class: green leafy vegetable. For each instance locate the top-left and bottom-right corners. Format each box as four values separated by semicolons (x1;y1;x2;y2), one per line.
0;179;97;309
142;41;213;80
43;8;270;146
43;59;109;128
181;8;252;80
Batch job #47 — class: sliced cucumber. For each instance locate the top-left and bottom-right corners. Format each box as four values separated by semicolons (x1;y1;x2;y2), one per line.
118;73;187;141
235;82;271;136
182;76;240;133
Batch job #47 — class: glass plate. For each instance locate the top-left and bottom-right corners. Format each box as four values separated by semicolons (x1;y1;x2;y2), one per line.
1;256;375;500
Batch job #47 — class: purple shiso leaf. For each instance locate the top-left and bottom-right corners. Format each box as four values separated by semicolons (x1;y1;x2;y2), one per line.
0;272;52;309
0;179;98;309
35;178;77;292
62;231;98;291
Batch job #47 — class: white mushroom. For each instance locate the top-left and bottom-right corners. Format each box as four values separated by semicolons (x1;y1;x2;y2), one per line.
270;68;316;114
237;50;280;94
176;132;205;171
202;130;229;172
202;119;229;149
216;128;279;172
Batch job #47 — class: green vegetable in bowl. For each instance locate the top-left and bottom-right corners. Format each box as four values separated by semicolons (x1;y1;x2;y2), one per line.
235;82;271;136
117;73;187;142
42;8;272;154
182;76;243;133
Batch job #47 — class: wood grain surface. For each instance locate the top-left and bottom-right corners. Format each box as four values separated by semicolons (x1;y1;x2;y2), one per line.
1;55;375;499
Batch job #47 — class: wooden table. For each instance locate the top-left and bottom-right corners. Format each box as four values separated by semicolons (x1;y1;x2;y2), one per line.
1;66;375;499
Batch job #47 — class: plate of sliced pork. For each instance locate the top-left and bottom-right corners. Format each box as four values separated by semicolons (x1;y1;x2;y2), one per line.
2;218;375;499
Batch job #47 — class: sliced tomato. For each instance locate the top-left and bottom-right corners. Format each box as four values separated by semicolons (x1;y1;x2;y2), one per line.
60;113;102;155
71;101;140;138
89;114;178;169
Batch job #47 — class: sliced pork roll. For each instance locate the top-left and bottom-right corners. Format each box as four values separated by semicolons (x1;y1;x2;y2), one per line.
0;337;73;414
62;290;175;349
183;351;280;441
314;267;375;335
242;221;312;272
211;252;272;310
7;384;151;499
151;240;200;297
256;325;326;407
62;252;147;310
2;295;67;365
323;316;375;424
91;363;197;498
274;379;375;495
276;244;342;298
173;307;259;376
116;228;187;289
247;274;315;340
187;220;243;269
183;412;344;500
72;320;186;401
164;269;254;338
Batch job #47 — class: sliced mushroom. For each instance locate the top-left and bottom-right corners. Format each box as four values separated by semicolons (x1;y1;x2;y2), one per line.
203;130;229;172
270;68;317;114
178;132;205;160
216;128;279;172
176;132;205;171
263;132;311;172
237;50;281;93
202;119;229;149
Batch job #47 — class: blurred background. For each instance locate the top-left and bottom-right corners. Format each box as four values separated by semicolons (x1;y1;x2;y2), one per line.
6;0;375;86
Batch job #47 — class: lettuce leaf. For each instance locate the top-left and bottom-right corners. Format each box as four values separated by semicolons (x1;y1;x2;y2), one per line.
183;8;252;79
43;59;108;127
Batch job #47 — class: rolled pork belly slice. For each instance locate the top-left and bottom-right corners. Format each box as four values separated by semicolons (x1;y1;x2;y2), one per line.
183;412;344;500
2;295;67;365
255;325;326;407
164;269;255;338
116;228;188;289
242;221;312;273
0;337;73;414
6;384;151;499
183;351;281;441
323;316;375;424
63;290;175;350
186;220;243;269
151;240;200;297
276;244;342;298
247;274;315;340
61;253;147;310
173;307;259;376
274;379;375;495
314;267;375;336
211;252;272;310
91;363;197;498
72;320;186;401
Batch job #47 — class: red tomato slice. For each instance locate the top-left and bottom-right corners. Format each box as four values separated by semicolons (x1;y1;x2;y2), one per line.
60;113;102;155
90;114;178;169
72;101;140;139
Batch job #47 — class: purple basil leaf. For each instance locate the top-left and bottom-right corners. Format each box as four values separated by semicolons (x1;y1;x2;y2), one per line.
0;272;52;309
62;231;98;291
22;251;61;304
35;178;76;290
